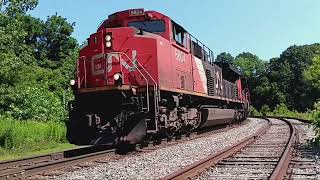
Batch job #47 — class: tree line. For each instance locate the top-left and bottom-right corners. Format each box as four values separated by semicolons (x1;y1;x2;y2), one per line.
216;45;320;113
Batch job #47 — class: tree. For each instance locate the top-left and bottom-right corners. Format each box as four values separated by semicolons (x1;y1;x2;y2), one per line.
0;0;78;122
216;52;234;64
234;52;266;78
232;52;268;110
304;55;320;90
269;44;320;111
1;0;38;16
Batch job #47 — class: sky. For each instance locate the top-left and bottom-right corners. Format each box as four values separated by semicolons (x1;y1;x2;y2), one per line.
30;0;320;61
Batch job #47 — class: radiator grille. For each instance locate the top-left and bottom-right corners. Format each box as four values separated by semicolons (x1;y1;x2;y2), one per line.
206;69;214;96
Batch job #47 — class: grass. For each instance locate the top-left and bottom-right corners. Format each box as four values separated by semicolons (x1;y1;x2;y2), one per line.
0;143;75;161
0;116;76;161
250;102;320;144
250;103;313;121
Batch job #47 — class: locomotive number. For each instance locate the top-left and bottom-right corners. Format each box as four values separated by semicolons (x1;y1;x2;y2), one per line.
129;9;144;16
175;48;185;63
94;62;103;70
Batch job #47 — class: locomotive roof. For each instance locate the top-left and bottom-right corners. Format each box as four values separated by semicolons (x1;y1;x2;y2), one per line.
101;9;214;61
214;62;243;80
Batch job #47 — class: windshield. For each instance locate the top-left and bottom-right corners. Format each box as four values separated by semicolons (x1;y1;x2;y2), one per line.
128;20;165;33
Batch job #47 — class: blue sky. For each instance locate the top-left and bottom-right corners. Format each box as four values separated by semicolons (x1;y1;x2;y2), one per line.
30;0;320;61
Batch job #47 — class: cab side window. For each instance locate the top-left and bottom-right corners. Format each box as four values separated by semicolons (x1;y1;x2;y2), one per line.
172;21;187;47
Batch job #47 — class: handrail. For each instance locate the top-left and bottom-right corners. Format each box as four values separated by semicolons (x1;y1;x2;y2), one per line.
106;52;159;114
77;56;88;89
83;57;87;88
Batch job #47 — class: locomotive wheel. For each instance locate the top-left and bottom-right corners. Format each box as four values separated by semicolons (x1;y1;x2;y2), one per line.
180;124;192;137
116;142;136;155
139;134;151;148
165;126;176;139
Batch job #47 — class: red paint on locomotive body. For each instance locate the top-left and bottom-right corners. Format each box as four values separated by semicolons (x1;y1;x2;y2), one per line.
68;9;250;145
77;9;247;101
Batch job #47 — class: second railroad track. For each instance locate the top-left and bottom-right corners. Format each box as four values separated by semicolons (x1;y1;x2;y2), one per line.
162;118;296;180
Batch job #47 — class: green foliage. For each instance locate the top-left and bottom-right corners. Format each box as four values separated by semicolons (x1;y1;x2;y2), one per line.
1;85;66;121
1;0;38;16
249;106;262;116
234;52;266;78
0;116;66;151
260;105;270;116
233;52;270;110
271;103;290;116
265;103;312;120
0;1;79;157
304;55;320;90
0;0;78;122
215;52;234;64
268;44;320;111
233;44;320;112
311;101;320;137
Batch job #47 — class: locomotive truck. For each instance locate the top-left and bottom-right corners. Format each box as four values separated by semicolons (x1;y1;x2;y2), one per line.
67;9;250;145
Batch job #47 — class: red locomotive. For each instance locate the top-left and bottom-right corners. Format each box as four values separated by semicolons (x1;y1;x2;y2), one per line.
67;9;250;145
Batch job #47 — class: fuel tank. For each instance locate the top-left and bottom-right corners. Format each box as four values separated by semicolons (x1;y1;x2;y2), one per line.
200;108;235;128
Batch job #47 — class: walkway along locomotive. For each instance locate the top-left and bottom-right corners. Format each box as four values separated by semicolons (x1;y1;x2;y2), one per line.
67;9;250;145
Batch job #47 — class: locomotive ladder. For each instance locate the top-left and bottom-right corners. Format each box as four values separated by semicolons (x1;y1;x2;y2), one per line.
106;52;160;132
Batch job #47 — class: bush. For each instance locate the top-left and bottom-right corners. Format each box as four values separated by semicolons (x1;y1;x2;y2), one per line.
267;103;312;120
0;116;67;151
312;101;320;138
0;84;67;122
260;105;270;116
249;106;262;116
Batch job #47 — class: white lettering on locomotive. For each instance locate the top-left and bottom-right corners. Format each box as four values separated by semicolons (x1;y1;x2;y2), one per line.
91;53;105;75
91;50;138;76
129;9;144;16
215;71;220;89
86;114;101;127
175;48;185;63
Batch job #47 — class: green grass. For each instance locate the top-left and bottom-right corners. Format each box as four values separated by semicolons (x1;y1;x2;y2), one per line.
0;116;76;161
250;103;312;121
250;102;320;143
0;143;75;161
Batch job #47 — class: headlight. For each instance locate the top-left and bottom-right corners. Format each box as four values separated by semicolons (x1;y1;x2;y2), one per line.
105;35;112;41
106;41;112;48
113;73;121;81
70;79;76;86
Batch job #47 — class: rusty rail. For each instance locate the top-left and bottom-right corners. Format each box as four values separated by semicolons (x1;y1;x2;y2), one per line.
251;116;311;124
0;145;115;179
269;118;296;180
161;118;271;180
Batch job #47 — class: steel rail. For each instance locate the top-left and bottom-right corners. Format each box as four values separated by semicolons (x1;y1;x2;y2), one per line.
0;146;115;179
269;118;296;180
161;117;298;180
251;116;311;124
0;119;249;179
160;118;272;180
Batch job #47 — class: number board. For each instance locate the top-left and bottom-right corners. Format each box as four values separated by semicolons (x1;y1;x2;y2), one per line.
129;9;145;16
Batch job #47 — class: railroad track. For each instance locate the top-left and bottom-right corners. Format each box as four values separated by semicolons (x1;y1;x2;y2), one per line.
162;118;296;179
1;117;315;179
0;145;115;179
0;122;241;179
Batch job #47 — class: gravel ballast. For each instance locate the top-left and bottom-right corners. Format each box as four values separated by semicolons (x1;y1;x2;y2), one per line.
286;119;320;179
57;118;267;180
